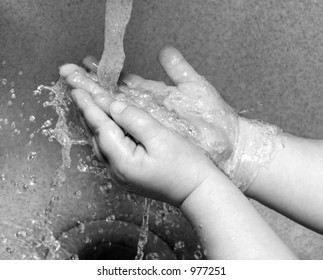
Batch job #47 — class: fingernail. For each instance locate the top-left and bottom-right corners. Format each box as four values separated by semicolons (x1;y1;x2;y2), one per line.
111;101;127;114
59;64;82;77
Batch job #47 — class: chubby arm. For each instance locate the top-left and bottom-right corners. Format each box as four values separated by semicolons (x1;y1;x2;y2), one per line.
244;128;323;234
181;167;296;259
69;86;296;259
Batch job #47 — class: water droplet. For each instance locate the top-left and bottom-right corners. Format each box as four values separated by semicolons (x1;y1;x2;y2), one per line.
2;79;7;85
85;155;91;162
87;202;92;209
105;215;115;223
41;120;52;129
11;93;16;99
10;88;15;94
44;208;51;216
22;184;29;191
165;229;171;235
1;174;7;181
77;163;88;173
203;249;208;257
7;101;12;106
174;240;185;250
69;254;79;260
27;152;37;161
106;182;112;191
29;175;37;186
74;190;82;199
3;118;9;125
76;221;85;233
194;250;203;259
1;235;8;244
83;235;91;244
99;183;112;195
145;252;160;260
33;89;40;96
15;189;22;195
98;228;103;234
50;240;61;252
16;231;27;238
6;247;15;254
18;70;23;76
29;115;35;122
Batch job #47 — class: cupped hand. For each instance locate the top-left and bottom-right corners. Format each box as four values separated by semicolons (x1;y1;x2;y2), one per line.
123;46;238;168
70;88;217;207
61;46;238;170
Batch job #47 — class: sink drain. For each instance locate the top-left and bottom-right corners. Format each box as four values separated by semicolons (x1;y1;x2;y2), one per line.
46;220;175;260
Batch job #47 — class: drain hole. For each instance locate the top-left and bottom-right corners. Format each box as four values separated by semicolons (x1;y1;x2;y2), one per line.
79;241;137;260
48;220;176;260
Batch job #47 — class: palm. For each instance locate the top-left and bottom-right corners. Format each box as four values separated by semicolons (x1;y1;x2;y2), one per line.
165;80;237;168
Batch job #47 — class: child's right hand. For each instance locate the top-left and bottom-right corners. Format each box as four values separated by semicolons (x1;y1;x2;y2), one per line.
71;88;219;207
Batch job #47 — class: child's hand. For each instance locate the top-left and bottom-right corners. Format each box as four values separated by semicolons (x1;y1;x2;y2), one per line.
123;46;238;169
62;47;281;193
71;88;217;207
61;47;238;170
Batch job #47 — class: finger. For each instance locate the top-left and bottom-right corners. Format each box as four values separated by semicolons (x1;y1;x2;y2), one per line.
71;89;133;161
79;114;94;139
66;71;111;97
110;101;165;148
59;64;87;78
121;73;145;87
92;93;115;115
83;56;99;73
122;73;168;92
91;136;107;163
71;89;117;134
158;45;202;85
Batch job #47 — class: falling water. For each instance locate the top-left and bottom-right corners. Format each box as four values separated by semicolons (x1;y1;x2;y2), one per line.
135;198;151;260
97;0;133;90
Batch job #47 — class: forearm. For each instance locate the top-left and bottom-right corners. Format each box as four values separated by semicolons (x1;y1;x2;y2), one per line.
180;169;296;259
245;132;323;233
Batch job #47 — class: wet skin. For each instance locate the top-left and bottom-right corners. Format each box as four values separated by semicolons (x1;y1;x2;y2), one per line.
0;0;200;259
64;46;238;171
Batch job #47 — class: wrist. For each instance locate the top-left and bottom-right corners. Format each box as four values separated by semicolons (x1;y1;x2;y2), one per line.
222;117;285;193
180;167;232;211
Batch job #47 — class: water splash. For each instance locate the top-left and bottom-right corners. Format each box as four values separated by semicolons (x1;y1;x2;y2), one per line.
37;79;94;190
135;198;151;260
